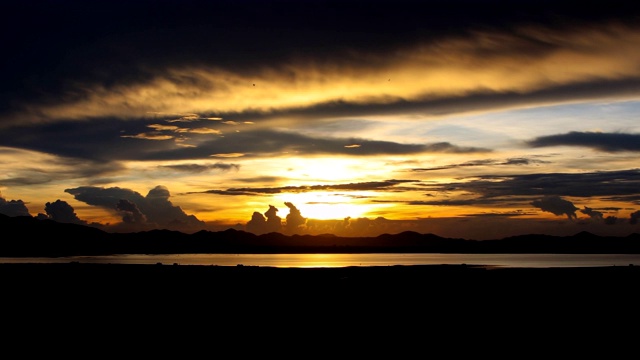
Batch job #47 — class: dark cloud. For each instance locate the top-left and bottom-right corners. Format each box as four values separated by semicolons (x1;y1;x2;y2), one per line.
410;157;548;172
0;118;190;162
38;199;88;225
116;199;147;224
246;205;283;235
603;195;640;205
0;176;56;187
527;132;640;152
244;202;310;235
235;176;283;184
246;211;269;234
407;197;534;207
460;211;534;217
143;130;489;160
195;179;419;196
408;199;478;206
284;202;307;234
580;206;604;220
0;193;31;217
198;189;264;197
4;0;640;124
0;151;125;187
419;169;640;198
630;210;640;224
531;196;579;220
65;185;205;232
161;163;240;173
66;186;146;208
0;123;488;162
264;205;283;232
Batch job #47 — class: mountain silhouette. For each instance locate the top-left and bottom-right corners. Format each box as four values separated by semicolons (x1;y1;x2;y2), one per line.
2;213;640;256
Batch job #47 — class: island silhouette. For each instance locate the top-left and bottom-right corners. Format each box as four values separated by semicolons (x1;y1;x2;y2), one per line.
2;213;640;256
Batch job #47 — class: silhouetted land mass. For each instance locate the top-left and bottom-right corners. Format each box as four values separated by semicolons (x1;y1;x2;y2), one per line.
4;213;640;330
3;262;639;328
3;213;640;256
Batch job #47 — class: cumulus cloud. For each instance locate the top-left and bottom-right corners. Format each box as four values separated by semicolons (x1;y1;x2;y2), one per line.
284;202;307;234
264;205;283;233
333;216;398;237
531;196;579;220
245;202;311;235
38;199;87;225
0;192;31;217
580;206;604;220
246;211;268;234
116;199;147;224
630;210;640;225
65;185;205;232
246;205;283;235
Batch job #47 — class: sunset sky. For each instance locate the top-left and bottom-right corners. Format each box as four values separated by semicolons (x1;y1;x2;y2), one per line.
2;0;640;239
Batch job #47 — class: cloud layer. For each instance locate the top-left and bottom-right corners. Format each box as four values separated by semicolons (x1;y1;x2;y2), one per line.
1;1;640;239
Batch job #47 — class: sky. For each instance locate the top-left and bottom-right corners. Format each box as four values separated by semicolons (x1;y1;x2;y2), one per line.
2;0;640;239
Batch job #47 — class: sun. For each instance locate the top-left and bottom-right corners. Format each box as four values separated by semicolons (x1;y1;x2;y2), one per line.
278;192;375;220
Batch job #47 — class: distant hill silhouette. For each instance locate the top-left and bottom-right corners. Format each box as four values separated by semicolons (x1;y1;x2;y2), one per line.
2;213;640;256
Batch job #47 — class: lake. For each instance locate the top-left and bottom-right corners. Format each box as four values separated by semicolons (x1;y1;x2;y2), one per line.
2;253;640;268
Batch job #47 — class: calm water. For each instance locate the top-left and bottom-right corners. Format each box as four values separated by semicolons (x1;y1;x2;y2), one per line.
2;253;640;268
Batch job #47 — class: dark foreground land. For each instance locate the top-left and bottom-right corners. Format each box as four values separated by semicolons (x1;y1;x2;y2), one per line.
4;262;639;304
4;263;640;346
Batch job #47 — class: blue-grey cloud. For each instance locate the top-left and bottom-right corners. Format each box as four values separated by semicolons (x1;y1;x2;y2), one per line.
141;130;490;160
527;132;640;152
0;119;185;162
0;120;489;162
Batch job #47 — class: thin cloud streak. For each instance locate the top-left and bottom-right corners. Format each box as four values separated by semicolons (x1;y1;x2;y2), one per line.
193;180;419;196
527;132;640;152
417;169;640;198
